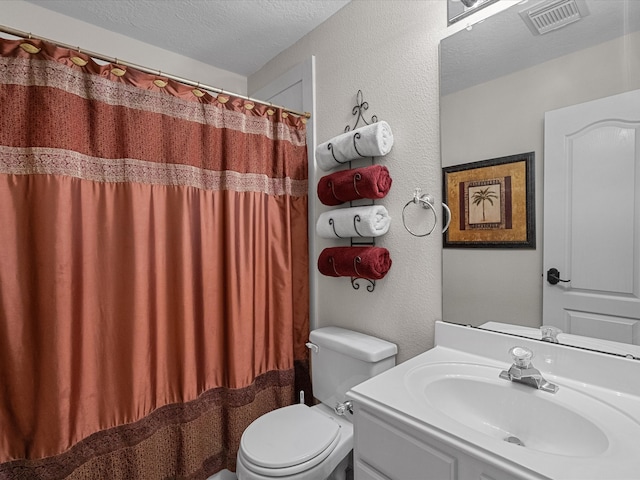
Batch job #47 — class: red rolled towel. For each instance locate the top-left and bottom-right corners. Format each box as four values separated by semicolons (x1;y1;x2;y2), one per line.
317;165;392;206
318;246;392;280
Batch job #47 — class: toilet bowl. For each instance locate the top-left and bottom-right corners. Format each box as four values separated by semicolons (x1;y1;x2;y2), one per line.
236;404;353;480
236;327;397;480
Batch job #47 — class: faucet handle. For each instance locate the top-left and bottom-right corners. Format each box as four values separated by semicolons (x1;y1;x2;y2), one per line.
509;346;533;368
540;326;562;343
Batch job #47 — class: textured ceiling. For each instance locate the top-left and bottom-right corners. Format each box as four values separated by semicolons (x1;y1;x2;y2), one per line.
24;0;351;76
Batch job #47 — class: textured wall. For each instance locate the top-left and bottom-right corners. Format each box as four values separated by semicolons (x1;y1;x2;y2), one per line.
2;0;247;94
249;0;450;363
3;0;514;364
19;0;351;77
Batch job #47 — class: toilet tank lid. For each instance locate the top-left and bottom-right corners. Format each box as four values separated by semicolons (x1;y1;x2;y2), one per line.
309;327;397;362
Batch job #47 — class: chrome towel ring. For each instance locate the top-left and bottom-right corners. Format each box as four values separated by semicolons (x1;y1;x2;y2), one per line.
402;188;451;237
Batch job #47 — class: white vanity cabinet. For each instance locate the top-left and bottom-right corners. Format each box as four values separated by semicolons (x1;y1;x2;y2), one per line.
351;399;534;480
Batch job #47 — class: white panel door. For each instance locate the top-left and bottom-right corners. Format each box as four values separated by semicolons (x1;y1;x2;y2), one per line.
251;57;317;329
543;89;640;344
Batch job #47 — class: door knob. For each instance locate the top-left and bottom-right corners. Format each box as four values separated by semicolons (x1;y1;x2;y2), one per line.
547;268;570;285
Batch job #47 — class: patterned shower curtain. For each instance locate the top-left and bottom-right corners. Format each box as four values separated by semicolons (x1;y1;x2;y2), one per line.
0;37;309;479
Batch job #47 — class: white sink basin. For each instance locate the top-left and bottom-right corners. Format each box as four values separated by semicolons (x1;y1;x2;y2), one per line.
404;362;629;458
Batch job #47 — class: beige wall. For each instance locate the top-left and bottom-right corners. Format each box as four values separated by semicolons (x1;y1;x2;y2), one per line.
2;0;247;94
249;0;451;363
441;30;640;329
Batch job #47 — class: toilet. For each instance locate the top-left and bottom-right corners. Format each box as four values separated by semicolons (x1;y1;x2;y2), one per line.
236;326;397;480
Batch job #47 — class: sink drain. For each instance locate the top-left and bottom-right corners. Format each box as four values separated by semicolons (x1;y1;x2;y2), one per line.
505;436;525;447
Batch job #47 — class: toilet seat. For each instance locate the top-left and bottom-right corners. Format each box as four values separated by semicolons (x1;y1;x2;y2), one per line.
239;404;341;476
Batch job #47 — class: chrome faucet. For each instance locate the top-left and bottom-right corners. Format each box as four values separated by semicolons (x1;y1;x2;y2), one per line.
499;346;558;393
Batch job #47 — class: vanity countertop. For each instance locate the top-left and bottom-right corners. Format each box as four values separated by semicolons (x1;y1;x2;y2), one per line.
348;322;640;480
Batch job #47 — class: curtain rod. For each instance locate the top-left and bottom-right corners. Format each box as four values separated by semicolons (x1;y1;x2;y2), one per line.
0;24;311;119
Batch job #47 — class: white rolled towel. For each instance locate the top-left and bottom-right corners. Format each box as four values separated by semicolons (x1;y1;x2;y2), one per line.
315;121;394;171
316;205;391;239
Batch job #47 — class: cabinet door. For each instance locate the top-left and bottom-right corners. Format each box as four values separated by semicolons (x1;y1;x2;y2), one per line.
352;402;541;480
355;460;393;480
355;408;457;479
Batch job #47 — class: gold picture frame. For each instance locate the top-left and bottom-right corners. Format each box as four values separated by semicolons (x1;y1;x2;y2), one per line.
443;152;535;248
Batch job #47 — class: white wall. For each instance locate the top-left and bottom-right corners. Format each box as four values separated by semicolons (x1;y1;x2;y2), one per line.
441;30;640;328
249;0;453;363
2;0;247;94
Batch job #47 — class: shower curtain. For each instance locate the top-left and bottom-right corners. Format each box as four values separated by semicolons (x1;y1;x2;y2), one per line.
0;37;309;479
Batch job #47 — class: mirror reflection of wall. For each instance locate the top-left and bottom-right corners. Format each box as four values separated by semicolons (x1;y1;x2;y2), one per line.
441;1;640;338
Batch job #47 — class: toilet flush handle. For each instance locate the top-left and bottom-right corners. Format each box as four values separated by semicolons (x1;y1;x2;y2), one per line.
334;400;353;416
305;342;319;354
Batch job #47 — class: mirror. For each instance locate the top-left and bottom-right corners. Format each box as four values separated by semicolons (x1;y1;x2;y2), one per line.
440;0;640;357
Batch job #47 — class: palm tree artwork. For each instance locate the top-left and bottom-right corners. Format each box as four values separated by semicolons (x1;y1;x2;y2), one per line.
471;187;498;222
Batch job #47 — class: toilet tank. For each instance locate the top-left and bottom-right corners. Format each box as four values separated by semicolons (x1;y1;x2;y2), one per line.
308;327;397;409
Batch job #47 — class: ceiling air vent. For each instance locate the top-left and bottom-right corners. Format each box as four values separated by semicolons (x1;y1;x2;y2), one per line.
519;0;590;35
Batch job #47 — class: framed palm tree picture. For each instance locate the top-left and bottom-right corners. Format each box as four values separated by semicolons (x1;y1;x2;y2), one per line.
442;152;535;248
